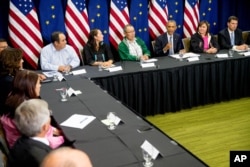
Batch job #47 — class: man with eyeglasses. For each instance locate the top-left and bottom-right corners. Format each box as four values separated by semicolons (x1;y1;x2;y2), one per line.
118;24;151;61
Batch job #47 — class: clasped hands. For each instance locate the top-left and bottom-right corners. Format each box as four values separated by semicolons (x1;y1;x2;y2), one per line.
58;65;71;72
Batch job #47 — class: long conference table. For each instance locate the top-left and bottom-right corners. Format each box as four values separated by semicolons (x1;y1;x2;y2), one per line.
71;50;250;116
40;50;249;166
41;74;208;166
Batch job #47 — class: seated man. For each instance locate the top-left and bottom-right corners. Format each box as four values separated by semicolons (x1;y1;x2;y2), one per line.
41;147;92;167
218;16;248;50
0;38;8;53
7;99;52;167
154;20;183;56
118;24;150;61
40;31;80;72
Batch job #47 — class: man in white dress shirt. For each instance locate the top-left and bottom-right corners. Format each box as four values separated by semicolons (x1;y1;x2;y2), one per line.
40;31;80;72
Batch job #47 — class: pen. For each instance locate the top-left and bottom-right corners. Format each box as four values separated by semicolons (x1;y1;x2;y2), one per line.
80;117;88;124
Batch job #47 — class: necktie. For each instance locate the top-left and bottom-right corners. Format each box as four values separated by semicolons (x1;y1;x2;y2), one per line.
169;36;174;55
230;32;234;46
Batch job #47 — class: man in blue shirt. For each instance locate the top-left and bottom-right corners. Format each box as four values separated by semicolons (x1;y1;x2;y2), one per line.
40;31;80;72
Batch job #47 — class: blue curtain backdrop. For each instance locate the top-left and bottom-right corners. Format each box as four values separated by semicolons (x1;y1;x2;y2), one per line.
0;0;249;46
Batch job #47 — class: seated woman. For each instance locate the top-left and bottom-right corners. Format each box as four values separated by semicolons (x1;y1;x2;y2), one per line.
0;48;46;113
83;29;114;67
190;20;219;54
0;70;64;149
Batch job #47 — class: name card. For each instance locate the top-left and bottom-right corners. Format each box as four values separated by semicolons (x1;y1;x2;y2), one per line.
187;57;199;62
141;63;155;68
72;69;86;75
141;140;160;160
216;54;228;58
101;115;122;126
67;87;82;97
244;52;250;56
109;66;123;72
57;75;66;81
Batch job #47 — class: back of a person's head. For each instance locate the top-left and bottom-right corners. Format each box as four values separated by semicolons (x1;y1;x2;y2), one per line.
40;147;93;167
0;48;22;76
14;99;50;137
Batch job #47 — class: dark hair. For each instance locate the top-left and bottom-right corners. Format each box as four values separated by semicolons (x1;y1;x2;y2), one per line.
4;70;39;118
51;31;63;43
0;38;7;43
228;16;238;23
0;48;23;76
197;20;210;35
87;29;99;51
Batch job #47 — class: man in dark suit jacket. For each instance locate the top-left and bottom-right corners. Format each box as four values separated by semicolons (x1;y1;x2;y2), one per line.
154;20;183;57
7;99;52;167
218;16;248;50
246;32;250;45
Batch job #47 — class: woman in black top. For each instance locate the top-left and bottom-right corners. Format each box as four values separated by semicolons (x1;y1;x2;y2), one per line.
83;29;114;67
190;20;219;54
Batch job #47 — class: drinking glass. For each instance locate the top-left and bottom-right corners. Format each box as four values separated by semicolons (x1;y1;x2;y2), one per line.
64;66;71;75
179;50;184;61
98;64;103;71
53;75;58;81
142;149;153;167
59;87;68;102
228;49;234;57
107;112;117;130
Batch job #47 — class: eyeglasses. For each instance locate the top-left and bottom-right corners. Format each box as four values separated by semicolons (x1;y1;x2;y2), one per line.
126;30;135;34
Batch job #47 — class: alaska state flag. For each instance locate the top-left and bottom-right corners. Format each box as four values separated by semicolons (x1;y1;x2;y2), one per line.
39;0;66;43
129;0;150;48
199;0;218;34
88;0;109;44
167;0;184;37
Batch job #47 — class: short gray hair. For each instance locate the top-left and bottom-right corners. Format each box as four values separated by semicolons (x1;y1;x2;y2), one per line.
15;99;50;137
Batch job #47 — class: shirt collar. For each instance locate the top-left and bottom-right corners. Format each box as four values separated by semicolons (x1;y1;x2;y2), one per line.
31;136;49;146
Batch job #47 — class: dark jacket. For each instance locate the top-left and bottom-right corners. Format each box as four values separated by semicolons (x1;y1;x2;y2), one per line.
154;33;183;56
8;136;51;167
83;42;114;65
218;28;244;49
190;32;219;53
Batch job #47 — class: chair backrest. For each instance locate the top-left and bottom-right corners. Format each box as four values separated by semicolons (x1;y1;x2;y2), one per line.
79;48;86;65
242;31;249;43
151;40;156;51
182;37;191;52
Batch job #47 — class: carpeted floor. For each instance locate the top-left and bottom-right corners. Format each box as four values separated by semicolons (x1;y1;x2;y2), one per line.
146;98;250;167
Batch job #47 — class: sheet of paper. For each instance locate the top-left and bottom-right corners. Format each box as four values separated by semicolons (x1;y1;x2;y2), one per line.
243;51;250;56
143;58;158;63
141;140;160;160
60;114;96;129
72;69;86;75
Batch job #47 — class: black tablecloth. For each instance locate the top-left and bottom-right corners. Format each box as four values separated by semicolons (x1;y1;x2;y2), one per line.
77;50;250;116
41;77;208;167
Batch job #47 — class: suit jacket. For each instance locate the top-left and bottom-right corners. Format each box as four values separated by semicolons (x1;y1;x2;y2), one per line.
218;28;244;49
154;33;183;57
190;32;219;53
7;136;51;167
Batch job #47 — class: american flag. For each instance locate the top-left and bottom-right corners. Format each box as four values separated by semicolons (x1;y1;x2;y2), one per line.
8;0;43;69
183;0;200;37
65;0;90;58
148;0;168;40
109;0;129;49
